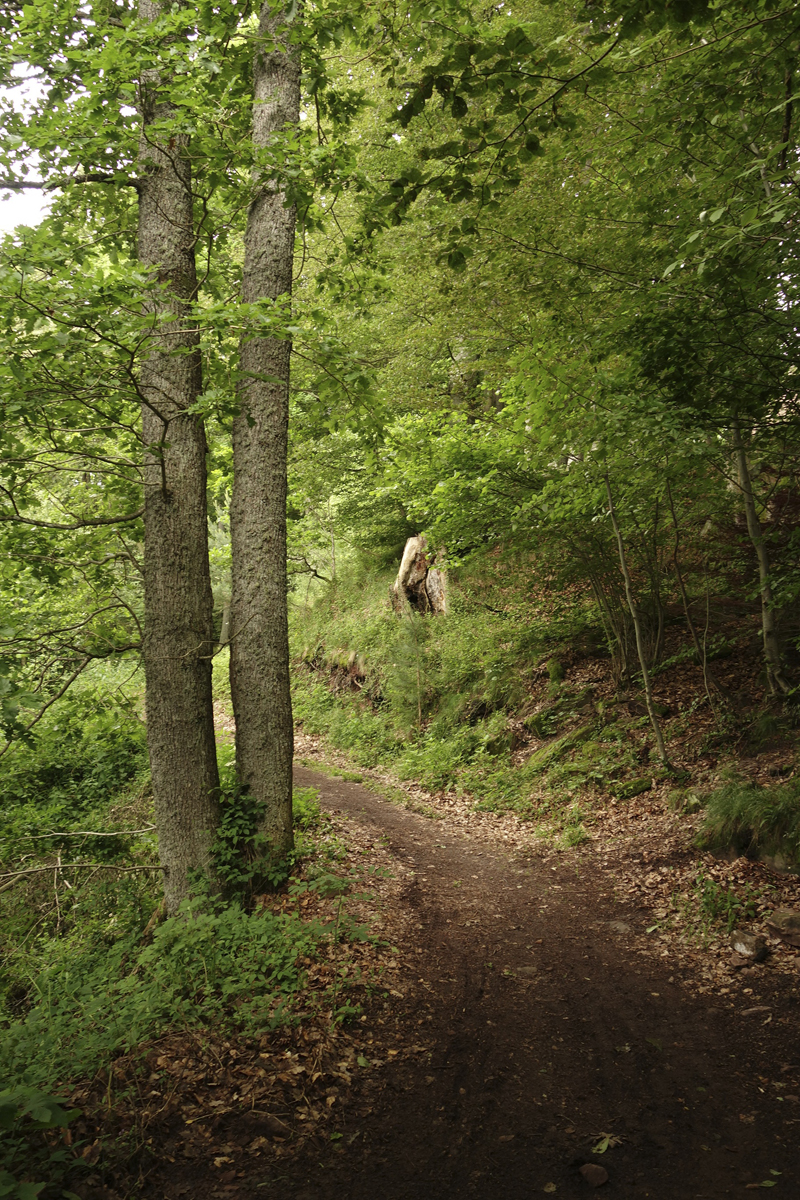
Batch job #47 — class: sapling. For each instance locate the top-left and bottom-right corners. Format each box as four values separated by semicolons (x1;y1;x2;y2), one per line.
604;473;670;767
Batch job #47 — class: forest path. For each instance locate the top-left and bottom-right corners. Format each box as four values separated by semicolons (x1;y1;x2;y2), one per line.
277;765;798;1200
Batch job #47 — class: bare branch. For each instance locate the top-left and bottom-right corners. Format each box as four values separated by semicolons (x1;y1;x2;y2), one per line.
0;862;164;893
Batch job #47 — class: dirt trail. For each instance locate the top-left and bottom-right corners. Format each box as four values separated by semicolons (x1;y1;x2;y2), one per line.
274;766;799;1200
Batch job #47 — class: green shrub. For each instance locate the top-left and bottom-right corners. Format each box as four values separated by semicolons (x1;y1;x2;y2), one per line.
211;763;328;899
0;688;148;853
699;776;800;867
0;897;328;1090
692;868;760;934
0;1085;81;1200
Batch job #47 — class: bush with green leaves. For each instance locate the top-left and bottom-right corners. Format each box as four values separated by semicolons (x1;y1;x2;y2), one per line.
0;686;149;854
0;894;332;1091
0;1085;81;1200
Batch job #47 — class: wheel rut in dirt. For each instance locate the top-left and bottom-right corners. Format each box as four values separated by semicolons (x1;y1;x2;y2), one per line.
284;766;799;1200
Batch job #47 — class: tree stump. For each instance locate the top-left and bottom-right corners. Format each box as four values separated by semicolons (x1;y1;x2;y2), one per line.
391;536;447;615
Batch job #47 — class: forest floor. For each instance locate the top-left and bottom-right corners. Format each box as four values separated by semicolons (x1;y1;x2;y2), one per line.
95;731;800;1200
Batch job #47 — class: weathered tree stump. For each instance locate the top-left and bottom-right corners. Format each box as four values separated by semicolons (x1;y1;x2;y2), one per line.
391;536;447;615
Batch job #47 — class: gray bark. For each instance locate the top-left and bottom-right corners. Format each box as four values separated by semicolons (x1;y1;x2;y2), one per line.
732;417;792;697
229;3;300;855
138;0;220;913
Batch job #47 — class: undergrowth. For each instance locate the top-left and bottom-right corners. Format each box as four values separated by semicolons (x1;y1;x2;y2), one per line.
1;894;327;1087
0;669;378;1196
0;781;362;1094
0;685;150;851
699;776;800;869
291;561;618;831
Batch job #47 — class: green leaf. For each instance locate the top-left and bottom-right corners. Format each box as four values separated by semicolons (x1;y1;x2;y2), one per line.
17;1186;46;1200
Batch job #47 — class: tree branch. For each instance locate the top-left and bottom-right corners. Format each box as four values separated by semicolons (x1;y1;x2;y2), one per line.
0;506;144;531
0;658;90;760
0;173;140;192
0;862;164;893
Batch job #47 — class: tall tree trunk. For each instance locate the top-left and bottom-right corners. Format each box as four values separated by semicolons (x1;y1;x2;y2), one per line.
138;0;220;913
229;3;299;855
605;474;670;766
731;416;792;697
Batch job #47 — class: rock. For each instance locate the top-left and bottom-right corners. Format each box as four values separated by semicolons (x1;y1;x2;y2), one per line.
766;909;800;947
260;1114;290;1138
729;931;768;962
579;1163;609;1187
757;850;799;875
608;920;632;935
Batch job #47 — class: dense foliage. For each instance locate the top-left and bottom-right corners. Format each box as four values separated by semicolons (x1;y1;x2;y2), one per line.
1;4;799;1183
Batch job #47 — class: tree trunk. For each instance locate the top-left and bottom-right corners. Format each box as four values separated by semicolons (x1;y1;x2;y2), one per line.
219;601;231;647
229;3;299;856
138;0;220;913
731;417;792;697
665;477;726;714
605;474;670;766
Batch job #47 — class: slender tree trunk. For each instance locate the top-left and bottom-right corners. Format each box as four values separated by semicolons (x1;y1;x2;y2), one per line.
137;0;220;913
664;478;725;714
229;3;299;855
219;601;231;646
731;417;792;697
605;473;670;766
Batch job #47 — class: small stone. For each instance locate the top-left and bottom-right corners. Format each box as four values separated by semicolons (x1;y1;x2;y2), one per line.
729;931;768;962
608;921;632;935
766;909;800;947
262;1114;291;1137
579;1163;609;1187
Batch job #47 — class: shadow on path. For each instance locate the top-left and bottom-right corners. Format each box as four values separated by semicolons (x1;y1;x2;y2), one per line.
281;766;799;1200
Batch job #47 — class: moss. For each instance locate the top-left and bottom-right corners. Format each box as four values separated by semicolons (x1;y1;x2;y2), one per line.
613;776;652;800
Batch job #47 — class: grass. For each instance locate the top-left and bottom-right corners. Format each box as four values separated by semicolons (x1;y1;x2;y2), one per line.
699;776;800;869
